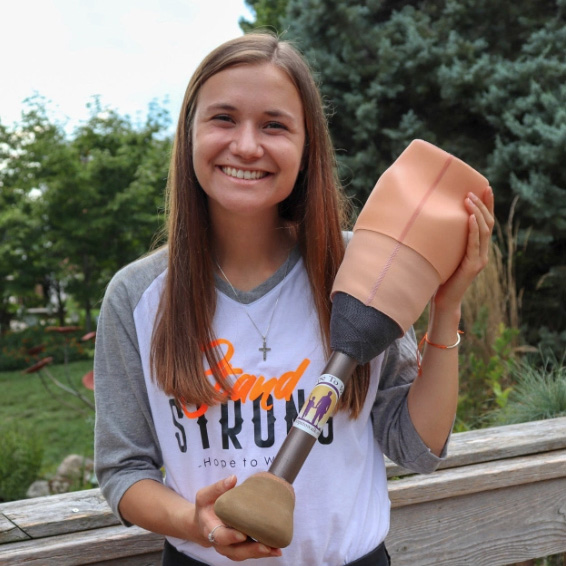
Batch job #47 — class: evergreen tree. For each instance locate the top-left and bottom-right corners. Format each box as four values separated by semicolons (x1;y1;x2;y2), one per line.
239;0;289;33
283;0;566;346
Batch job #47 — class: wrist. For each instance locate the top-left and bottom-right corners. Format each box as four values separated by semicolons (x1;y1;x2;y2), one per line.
432;292;462;317
427;303;461;338
175;502;201;543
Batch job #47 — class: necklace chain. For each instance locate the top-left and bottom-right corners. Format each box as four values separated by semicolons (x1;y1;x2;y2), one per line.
215;254;291;361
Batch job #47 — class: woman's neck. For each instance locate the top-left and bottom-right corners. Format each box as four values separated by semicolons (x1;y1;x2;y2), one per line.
211;215;297;292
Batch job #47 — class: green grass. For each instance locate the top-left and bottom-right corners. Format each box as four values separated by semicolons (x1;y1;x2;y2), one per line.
1;360;95;478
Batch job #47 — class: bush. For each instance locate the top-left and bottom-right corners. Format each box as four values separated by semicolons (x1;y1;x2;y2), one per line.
0;325;93;372
456;323;519;430
494;355;566;425
0;424;44;502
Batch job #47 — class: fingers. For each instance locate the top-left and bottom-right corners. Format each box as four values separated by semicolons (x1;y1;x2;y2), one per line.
206;523;247;548
195;474;237;509
213;536;283;560
206;522;282;560
194;476;243;547
468;186;495;232
465;187;495;265
433;186;495;310
206;514;282;560
194;476;282;560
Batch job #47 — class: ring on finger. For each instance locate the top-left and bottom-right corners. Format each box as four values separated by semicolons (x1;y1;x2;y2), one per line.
208;524;225;544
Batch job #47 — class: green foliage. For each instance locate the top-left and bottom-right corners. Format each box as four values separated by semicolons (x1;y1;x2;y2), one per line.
283;0;566;342
0;129;46;332
537;325;566;360
1;360;94;476
0;95;171;332
456;323;519;430
240;0;289;33
0;424;44;502
535;553;566;566
494;355;566;425
0;326;92;372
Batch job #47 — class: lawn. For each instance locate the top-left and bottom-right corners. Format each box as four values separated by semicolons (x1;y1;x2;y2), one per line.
1;360;95;478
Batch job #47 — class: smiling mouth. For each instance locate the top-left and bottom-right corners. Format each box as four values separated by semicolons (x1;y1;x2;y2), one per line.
221;167;269;180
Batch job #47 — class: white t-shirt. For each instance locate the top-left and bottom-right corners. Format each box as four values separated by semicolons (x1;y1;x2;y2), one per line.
94;247;445;566
133;256;389;565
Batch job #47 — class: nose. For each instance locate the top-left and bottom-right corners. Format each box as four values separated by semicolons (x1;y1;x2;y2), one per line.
230;123;264;160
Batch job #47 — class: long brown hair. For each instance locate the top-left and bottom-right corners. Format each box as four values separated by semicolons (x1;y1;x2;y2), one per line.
151;32;369;417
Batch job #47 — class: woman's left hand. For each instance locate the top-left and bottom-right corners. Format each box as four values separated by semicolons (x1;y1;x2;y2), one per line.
433;186;495;311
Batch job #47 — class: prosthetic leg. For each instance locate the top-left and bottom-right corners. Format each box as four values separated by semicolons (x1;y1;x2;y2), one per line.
214;139;491;548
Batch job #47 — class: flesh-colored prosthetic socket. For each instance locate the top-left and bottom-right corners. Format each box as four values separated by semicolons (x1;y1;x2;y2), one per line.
214;139;491;548
333;139;490;332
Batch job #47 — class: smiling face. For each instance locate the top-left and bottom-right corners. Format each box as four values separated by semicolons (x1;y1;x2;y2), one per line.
191;63;306;224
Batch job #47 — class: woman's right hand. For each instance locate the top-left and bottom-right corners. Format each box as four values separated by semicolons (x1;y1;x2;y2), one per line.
194;475;283;561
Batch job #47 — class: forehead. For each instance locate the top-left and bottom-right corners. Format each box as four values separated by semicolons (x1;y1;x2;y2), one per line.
196;63;304;117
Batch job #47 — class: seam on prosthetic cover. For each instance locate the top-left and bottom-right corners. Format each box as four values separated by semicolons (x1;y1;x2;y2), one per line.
353;140;490;284
397;156;453;242
332;231;440;332
330;292;402;364
366;156;453;304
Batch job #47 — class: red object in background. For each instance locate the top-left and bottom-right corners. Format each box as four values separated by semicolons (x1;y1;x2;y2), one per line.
45;326;82;333
27;344;47;356
23;357;54;374
82;370;94;390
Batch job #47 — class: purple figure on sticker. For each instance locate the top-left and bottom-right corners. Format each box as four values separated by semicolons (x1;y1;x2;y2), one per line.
303;396;316;419
311;392;333;426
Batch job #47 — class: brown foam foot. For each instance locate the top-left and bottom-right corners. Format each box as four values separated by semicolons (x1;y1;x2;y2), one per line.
214;472;295;548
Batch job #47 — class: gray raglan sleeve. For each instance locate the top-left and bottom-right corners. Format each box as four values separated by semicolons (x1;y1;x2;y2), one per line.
94;268;164;523
371;327;449;474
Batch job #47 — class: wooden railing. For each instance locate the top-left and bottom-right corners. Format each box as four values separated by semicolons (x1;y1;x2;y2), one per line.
1;417;565;566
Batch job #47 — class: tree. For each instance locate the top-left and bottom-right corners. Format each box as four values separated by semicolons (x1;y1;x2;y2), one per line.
282;0;566;347
0;96;171;332
0;102;65;332
477;20;566;342
239;0;290;33
0;185;41;332
41;98;171;330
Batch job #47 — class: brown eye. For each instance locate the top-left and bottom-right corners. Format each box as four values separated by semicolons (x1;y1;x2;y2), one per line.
213;114;233;123
265;121;287;130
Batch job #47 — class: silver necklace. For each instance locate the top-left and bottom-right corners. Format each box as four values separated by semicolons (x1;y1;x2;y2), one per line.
215;254;291;361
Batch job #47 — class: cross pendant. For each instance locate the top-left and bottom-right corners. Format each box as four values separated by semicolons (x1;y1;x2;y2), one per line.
259;339;271;361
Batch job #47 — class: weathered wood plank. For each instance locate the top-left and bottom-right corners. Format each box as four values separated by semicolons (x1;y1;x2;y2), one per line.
0;513;29;545
386;417;566;478
386;476;566;566
0;524;164;566
0;489;118;540
85;553;162;566
389;448;566;508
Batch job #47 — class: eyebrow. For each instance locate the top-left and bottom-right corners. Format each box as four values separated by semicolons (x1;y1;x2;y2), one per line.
205;103;237;113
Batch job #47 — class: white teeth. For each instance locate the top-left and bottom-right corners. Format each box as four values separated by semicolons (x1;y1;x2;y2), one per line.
222;167;267;180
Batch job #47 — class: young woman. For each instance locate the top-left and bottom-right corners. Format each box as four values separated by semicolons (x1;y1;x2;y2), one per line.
94;33;494;565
